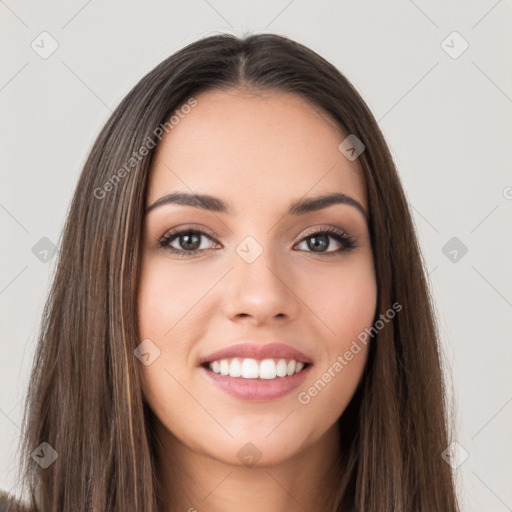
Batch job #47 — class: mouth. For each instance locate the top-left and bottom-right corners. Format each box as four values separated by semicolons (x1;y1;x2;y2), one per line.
197;342;314;400
199;359;313;401
201;357;312;380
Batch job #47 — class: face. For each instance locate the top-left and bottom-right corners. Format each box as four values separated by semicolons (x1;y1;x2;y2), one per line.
137;88;377;467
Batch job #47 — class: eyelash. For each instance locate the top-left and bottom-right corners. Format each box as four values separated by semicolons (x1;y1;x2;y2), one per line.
158;225;357;258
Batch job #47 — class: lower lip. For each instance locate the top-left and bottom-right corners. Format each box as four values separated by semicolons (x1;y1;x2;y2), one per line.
200;365;312;401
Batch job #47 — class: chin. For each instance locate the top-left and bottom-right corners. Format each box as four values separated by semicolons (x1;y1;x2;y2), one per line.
201;425;316;468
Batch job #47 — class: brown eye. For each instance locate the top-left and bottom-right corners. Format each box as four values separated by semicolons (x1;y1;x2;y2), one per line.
159;228;219;257
295;227;357;256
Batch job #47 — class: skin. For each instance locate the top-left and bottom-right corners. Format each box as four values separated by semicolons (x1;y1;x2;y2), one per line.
137;88;377;512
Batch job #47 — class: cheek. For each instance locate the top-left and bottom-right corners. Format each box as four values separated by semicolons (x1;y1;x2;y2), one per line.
136;260;196;434
311;255;377;345
137;256;209;340
304;256;376;403
136;259;190;393
136;256;216;406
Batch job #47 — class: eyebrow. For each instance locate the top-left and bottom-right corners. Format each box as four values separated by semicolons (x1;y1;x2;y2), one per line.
146;191;368;221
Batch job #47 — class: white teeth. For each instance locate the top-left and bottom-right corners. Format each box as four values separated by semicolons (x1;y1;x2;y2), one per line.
241;358;260;378
207;357;308;379
276;359;288;377
220;359;230;376
259;359;277;379
229;358;242;377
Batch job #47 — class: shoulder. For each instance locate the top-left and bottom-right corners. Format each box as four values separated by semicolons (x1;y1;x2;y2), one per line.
0;490;31;512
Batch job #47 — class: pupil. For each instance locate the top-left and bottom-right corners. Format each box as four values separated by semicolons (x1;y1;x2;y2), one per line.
308;235;328;252
181;233;200;250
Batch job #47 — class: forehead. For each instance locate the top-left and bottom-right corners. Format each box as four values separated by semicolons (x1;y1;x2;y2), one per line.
147;88;367;215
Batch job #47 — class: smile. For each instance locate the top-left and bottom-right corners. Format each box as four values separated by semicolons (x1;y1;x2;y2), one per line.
198;342;313;400
200;359;312;401
205;357;307;379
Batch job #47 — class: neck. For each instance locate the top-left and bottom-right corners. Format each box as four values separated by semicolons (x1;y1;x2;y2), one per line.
153;419;343;512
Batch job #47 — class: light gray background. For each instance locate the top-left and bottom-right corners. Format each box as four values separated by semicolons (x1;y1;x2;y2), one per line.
1;1;511;510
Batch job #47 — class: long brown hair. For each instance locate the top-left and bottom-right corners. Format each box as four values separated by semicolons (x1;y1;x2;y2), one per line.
6;33;459;511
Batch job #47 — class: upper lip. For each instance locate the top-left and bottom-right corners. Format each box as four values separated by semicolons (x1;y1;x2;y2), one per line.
198;342;314;366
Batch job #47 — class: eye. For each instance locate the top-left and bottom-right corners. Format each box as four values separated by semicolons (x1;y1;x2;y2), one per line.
159;226;219;257
294;226;357;256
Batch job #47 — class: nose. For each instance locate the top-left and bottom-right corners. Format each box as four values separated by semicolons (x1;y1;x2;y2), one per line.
221;242;301;327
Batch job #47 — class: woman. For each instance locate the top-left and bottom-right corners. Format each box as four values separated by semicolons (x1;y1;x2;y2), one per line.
4;33;460;511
